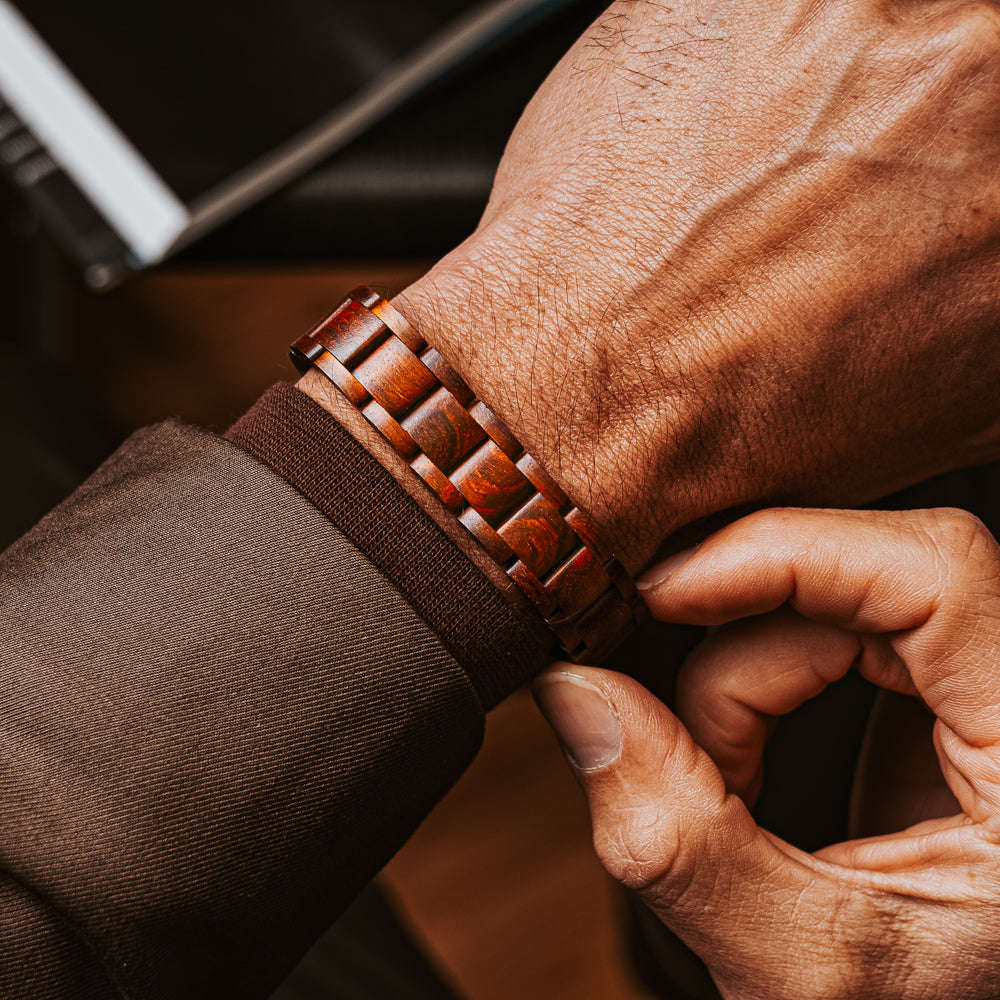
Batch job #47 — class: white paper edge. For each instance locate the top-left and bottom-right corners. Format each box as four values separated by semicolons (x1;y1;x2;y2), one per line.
0;1;188;263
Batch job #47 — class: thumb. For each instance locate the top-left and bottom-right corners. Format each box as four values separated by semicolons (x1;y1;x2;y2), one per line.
533;665;878;1000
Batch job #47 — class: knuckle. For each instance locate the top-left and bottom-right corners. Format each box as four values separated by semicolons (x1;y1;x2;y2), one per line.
677;638;722;693
593;735;712;895
767;967;842;1000
737;506;795;537
843;892;916;995
923;2;1000;68
592;814;680;891
906;507;1000;600
926;504;982;533
825;889;913;996
923;507;993;558
761;890;910;1000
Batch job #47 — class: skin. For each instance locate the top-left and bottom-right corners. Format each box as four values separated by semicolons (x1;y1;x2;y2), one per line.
536;507;1000;999
298;1;1000;991
388;0;1000;572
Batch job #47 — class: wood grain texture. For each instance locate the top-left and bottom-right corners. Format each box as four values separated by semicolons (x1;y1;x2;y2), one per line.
291;286;646;664
355;335;438;418
402;388;484;474
318;300;388;368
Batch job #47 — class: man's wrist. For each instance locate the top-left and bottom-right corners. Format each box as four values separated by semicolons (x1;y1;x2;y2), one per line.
297;366;537;617
392;260;663;574
294;286;647;662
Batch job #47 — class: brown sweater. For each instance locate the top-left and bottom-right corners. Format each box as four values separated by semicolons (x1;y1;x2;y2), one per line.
0;383;549;998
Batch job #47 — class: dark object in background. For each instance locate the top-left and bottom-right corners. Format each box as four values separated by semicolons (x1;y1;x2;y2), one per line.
0;0;608;542
0;344;120;551
0;0;592;285
184;0;609;265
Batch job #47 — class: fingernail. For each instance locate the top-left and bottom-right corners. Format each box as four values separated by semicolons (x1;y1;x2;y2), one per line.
533;672;622;772
636;545;698;591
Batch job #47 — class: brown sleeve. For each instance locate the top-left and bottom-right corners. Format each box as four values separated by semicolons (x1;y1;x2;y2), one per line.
0;418;527;998
225;382;551;709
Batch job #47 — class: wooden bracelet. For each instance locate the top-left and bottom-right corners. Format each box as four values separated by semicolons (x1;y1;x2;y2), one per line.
291;286;645;664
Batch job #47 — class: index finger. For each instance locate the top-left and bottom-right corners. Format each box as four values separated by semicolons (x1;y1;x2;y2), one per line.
640;507;1000;748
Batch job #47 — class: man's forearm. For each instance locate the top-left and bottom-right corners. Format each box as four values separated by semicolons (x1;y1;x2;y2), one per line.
387;0;1000;573
0;391;552;998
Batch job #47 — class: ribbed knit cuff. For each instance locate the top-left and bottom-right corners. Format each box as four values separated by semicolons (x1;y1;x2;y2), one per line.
225;382;550;709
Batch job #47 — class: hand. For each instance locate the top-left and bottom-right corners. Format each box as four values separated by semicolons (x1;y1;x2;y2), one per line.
397;0;1000;571
534;507;1000;999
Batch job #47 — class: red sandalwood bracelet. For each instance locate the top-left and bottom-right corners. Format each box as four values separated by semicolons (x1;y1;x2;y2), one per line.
291;286;645;664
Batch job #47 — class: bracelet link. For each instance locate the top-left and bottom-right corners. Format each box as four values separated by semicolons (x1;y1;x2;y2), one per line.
292;286;646;664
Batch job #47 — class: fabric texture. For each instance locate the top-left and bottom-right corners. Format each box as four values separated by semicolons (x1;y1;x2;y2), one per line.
226;382;550;709
0;422;484;999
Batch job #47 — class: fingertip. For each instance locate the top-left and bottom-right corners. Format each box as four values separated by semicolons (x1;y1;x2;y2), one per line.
533;667;623;772
636;544;700;592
